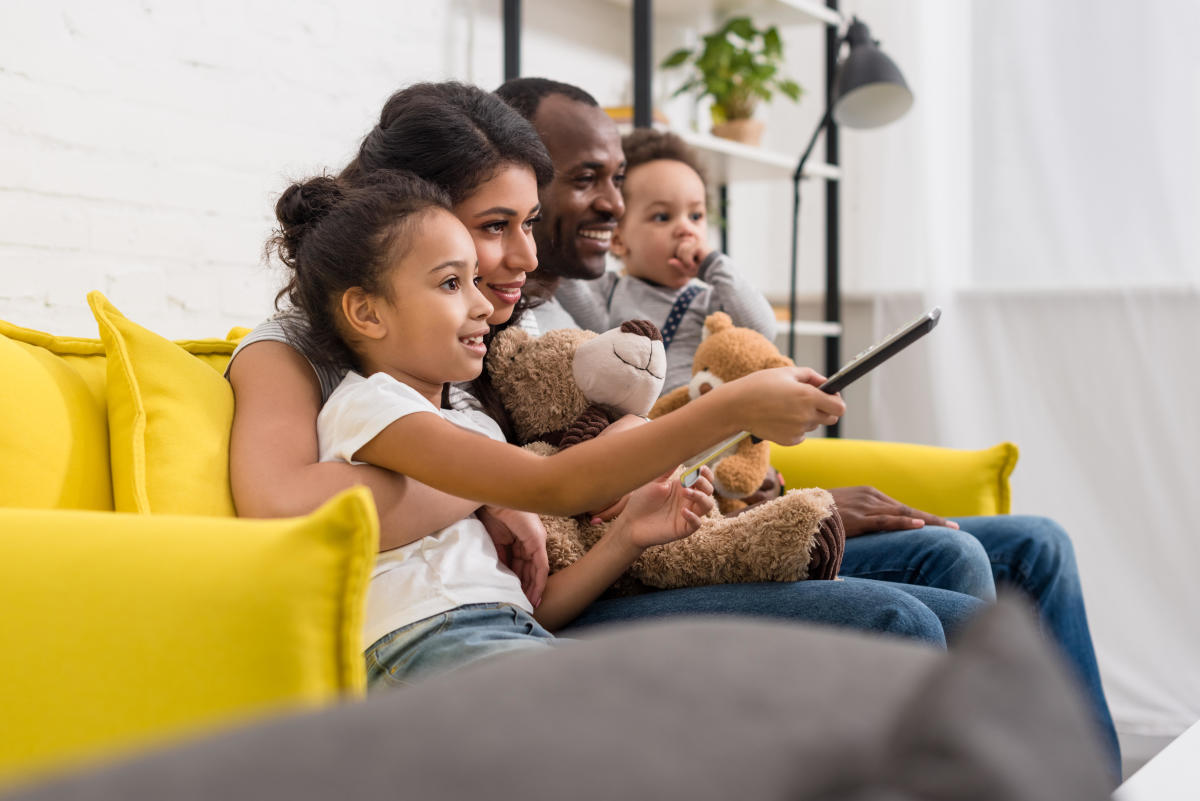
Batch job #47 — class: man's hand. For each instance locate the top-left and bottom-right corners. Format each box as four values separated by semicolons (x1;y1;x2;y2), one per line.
829;485;960;538
478;506;550;607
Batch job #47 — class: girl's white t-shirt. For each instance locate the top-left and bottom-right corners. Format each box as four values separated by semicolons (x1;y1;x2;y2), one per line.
317;371;532;648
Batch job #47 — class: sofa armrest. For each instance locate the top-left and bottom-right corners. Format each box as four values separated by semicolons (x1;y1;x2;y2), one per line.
770;438;1018;517
0;488;378;786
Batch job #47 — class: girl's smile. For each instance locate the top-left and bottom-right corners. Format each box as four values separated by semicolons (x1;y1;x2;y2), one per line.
459;328;490;358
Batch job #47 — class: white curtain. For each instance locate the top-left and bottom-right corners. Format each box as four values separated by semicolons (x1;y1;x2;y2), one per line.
843;0;1200;743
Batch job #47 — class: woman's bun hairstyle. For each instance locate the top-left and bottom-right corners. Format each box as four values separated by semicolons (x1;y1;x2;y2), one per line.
342;82;552;202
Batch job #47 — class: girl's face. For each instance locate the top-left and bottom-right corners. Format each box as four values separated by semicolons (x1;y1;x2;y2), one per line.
366;208;494;399
453;164;541;325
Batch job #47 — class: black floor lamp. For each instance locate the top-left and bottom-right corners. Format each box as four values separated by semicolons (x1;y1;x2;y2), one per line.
787;17;915;366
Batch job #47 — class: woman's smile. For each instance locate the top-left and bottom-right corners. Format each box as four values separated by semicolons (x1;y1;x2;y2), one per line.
486;277;525;306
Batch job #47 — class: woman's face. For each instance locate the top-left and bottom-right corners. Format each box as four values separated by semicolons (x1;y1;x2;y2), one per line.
453;164;541;325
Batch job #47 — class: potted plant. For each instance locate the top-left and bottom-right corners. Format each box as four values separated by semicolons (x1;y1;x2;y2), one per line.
660;16;803;146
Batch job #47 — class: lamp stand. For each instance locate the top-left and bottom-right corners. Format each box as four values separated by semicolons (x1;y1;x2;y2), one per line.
787;104;833;363
789;105;842;439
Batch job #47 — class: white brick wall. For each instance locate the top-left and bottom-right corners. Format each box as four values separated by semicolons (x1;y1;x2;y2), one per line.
0;0;511;338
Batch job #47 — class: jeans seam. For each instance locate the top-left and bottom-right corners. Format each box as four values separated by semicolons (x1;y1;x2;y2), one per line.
845;567;926;585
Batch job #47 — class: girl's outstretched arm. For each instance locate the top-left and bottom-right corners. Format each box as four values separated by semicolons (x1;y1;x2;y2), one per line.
532;467;716;632
355;366;844;516
228;341;484;550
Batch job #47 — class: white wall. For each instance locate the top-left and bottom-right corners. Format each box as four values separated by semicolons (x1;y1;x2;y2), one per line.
835;0;1200;764
0;0;509;338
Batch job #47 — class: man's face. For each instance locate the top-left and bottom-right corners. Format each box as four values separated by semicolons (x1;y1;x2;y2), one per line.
531;95;626;281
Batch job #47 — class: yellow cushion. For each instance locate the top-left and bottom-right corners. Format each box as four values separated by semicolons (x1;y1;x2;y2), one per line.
0;321;113;511
0;486;377;785
88;291;241;516
771;438;1019;517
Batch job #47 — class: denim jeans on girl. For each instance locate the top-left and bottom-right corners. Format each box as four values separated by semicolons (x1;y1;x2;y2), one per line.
365;602;554;689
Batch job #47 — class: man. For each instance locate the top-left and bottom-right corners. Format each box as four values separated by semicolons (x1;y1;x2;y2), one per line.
496;76;1120;777
496;78;627;332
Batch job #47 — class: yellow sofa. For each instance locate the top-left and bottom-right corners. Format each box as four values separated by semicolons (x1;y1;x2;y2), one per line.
0;292;1016;786
0;294;378;786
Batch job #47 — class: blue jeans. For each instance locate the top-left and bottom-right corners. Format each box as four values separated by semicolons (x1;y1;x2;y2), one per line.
365;603;554;689
839;515;1120;778
565;577;984;648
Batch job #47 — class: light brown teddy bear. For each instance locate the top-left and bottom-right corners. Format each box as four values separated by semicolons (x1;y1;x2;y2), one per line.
651;312;794;515
486;319;844;593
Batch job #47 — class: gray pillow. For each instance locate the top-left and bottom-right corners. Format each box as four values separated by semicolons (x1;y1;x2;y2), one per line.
846;593;1114;801
1;597;1110;801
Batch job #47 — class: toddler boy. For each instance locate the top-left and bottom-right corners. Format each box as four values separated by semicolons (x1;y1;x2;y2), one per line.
555;129;777;393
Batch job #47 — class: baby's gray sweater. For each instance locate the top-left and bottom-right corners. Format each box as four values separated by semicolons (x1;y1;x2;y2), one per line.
555;252;777;393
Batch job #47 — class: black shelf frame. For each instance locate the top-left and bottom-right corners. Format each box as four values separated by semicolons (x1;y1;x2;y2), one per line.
501;0;842;433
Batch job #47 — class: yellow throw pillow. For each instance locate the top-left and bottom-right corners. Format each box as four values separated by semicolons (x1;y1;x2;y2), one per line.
88;291;241;516
0;320;113;511
771;438;1018;518
0;486;378;785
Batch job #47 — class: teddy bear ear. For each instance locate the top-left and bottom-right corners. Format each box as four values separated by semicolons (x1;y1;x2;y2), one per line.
702;312;734;340
487;327;530;365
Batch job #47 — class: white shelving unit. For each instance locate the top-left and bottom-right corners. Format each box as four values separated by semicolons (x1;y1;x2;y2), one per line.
782;318;843;337
607;0;840;28
505;0;847;361
607;0;843;185
628;0;847;356
675;129;842;185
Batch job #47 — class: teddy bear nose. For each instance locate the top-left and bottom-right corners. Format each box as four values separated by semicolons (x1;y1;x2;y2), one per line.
698;382;714;395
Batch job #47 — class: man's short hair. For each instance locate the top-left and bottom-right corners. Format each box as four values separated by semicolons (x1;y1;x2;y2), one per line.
495;77;599;122
621;128;709;191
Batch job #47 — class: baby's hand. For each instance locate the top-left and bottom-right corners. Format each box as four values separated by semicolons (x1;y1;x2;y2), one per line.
669;239;712;278
621;466;715;548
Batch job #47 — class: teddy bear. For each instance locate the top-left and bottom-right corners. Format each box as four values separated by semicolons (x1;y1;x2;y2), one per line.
485;319;844;593
650;312;793;515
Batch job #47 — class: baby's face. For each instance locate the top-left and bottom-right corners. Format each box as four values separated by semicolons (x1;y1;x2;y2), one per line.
614;159;709;291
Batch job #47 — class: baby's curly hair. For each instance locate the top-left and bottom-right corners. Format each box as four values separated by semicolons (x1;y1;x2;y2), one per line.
620;128;709;191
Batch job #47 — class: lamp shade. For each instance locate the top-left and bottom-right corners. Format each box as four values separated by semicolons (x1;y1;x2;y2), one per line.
832;17;913;129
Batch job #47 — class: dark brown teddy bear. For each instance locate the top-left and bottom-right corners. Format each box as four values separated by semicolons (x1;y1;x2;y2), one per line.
486;320;844;591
